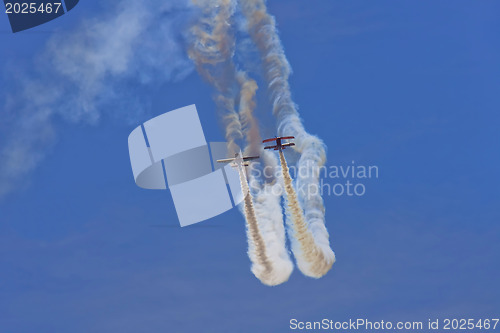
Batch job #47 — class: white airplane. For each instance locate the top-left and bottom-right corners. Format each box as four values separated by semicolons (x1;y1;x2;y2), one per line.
216;153;259;167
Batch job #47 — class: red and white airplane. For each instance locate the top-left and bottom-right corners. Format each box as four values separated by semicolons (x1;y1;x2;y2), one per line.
216;153;259;167
262;136;295;151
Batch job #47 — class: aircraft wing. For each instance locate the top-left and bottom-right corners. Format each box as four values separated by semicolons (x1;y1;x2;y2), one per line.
242;156;259;161
264;145;278;150
262;136;294;143
216;158;235;163
262;137;278;143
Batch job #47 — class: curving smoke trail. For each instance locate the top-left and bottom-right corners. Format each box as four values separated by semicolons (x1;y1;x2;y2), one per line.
187;0;242;154
188;0;292;285
236;71;260;156
237;68;294;284
279;151;334;277
239;0;336;277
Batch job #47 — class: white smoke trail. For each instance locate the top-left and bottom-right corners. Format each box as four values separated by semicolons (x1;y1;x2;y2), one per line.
188;0;292;285
237;72;293;285
187;0;242;154
237;164;285;285
239;0;336;277
236;71;260;156
279;151;334;277
248;150;294;283
236;65;293;284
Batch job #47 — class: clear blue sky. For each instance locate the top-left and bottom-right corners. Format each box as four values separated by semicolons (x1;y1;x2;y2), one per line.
0;1;499;332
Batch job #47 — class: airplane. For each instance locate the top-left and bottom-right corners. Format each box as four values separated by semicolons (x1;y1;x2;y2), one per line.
216;153;260;167
262;136;295;151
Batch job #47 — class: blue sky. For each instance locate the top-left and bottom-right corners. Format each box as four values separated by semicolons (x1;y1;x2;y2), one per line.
0;1;499;332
